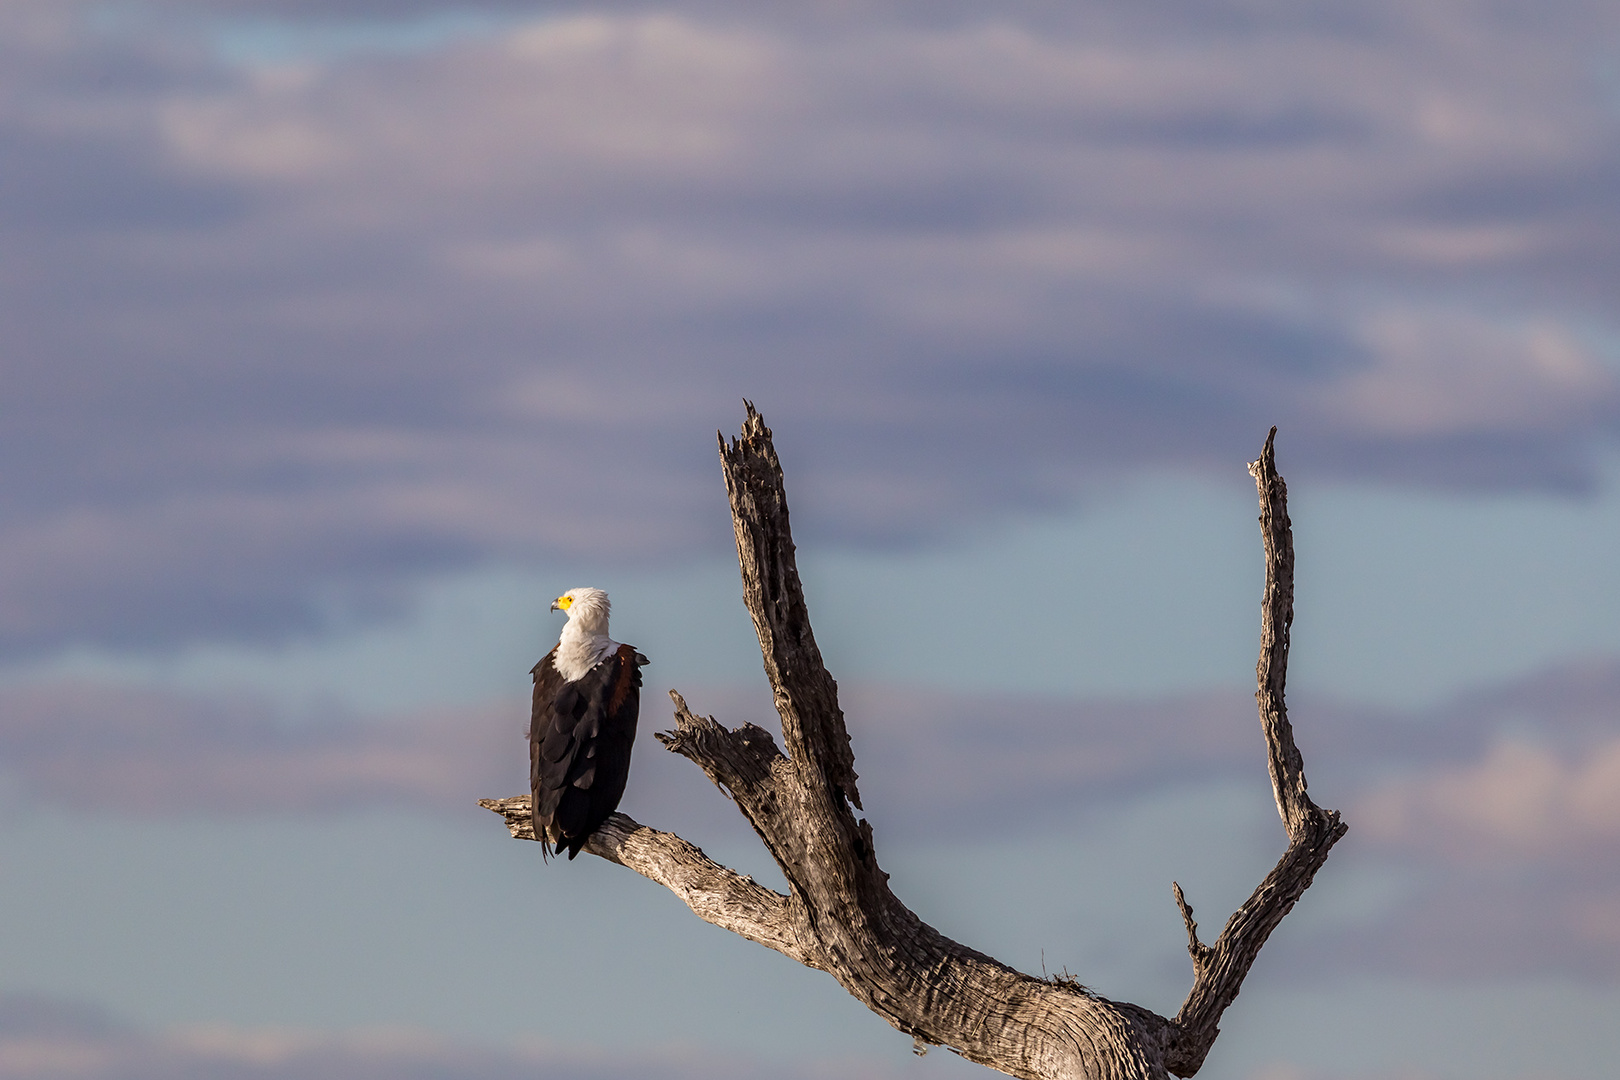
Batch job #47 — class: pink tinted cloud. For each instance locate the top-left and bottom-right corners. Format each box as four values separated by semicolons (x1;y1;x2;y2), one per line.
1358;738;1620;863
1343;657;1620;869
1260;658;1620;980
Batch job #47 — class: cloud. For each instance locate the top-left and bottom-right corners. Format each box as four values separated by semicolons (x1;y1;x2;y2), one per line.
1266;658;1620;980
0;672;1326;827
3;652;1611;830
1268;660;1620;980
1284;868;1620;981
838;683;1262;835
0;994;917;1080
0;680;519;815
0;658;1527;825
0;653;1599;823
1352;657;1620;862
0;992;1570;1080
1318;312;1616;438
862;656;1620;982
0;2;1618;651
4;657;1620;980
1239;1068;1487;1080
1358;738;1620;862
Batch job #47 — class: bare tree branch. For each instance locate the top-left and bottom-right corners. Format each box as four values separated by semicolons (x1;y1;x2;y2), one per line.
1252;426;1312;836
478;798;824;968
1161;427;1349;1077
719;402;863;811
482;415;1345;1080
1171;883;1212;972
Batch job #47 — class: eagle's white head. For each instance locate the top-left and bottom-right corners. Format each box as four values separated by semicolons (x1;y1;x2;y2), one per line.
550;587;615;679
552;587;611;634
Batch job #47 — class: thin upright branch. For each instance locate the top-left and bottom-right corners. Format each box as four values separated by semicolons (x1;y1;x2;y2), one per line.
1162;427;1348;1077
1251;427;1312;836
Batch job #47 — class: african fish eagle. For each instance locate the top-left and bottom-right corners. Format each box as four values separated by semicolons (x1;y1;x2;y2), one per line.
530;587;648;860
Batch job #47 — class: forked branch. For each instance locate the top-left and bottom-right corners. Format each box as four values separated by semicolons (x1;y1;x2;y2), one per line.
483;411;1344;1080
1162;427;1348;1076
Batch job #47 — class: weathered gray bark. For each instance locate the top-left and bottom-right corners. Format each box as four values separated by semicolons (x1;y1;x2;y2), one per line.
1161;427;1348;1076
482;410;1345;1079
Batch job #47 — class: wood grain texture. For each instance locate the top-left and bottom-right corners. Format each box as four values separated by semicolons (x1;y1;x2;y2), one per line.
479;797;821;966
482;414;1345;1080
718;403;863;812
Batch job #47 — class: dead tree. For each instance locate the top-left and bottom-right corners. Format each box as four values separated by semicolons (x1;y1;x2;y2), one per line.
482;407;1346;1080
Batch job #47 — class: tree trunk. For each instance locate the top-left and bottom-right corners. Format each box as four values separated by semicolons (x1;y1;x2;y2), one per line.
483;410;1345;1079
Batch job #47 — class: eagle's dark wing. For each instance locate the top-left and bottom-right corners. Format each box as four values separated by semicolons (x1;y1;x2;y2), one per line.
529;646;567;856
529;644;648;860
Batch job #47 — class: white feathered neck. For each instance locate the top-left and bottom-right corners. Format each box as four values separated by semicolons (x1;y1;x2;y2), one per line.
552;587;619;681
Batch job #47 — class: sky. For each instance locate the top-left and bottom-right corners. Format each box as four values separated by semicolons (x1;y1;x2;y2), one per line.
1;1;1619;1078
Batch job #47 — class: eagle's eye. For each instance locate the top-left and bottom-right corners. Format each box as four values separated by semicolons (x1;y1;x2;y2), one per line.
557;595;573;611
